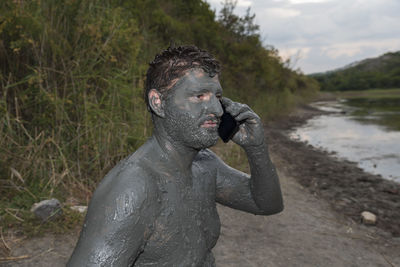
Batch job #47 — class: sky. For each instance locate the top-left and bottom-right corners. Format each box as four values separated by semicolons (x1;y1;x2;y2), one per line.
206;0;400;74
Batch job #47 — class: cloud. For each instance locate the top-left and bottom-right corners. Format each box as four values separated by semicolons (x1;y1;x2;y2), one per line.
206;0;400;73
278;47;311;65
322;45;362;59
302;40;400;73
263;7;301;18
321;38;400;59
289;0;330;3
274;0;331;3
237;0;253;7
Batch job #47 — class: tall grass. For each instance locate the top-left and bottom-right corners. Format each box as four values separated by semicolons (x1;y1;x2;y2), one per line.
0;1;150;219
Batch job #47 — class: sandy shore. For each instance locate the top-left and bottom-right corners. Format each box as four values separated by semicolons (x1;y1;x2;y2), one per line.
1;104;399;266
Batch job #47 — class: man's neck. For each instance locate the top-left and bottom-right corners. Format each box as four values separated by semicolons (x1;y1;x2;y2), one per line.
151;126;199;184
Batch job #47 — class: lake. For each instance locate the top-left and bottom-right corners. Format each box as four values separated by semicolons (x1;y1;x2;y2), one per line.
289;97;400;183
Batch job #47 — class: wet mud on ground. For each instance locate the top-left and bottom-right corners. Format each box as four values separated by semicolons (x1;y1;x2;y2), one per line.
1;104;399;266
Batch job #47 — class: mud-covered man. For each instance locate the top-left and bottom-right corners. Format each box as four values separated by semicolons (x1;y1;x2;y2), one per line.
68;46;283;266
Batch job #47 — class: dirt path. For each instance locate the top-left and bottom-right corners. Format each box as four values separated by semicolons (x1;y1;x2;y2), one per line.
214;162;399;267
1;105;399;266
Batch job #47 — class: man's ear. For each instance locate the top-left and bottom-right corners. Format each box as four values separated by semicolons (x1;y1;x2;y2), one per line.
148;89;165;118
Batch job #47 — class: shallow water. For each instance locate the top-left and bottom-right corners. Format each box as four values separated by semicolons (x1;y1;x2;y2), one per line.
289;100;400;183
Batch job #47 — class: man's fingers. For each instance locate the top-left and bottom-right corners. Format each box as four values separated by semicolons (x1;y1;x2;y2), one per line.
235;111;259;123
226;103;250;117
221;97;258;122
221;97;233;108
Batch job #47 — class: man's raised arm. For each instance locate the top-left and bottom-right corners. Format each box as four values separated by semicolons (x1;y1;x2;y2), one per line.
213;97;283;215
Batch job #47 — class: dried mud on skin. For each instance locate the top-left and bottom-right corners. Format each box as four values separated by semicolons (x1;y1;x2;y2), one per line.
266;104;400;238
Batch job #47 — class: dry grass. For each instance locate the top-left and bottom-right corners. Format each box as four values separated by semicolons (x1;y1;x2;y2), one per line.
211;140;250;174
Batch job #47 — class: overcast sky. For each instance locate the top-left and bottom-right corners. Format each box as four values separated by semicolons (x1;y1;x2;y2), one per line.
206;0;400;74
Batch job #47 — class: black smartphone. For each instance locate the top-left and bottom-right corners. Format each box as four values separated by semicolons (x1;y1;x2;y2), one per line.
218;102;239;143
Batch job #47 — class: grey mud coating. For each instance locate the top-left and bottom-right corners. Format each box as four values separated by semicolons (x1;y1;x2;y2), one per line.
68;69;283;266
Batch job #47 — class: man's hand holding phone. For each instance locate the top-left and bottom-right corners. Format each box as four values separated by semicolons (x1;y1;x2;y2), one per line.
218;97;264;147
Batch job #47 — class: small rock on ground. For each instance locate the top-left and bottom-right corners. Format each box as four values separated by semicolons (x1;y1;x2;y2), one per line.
31;199;62;221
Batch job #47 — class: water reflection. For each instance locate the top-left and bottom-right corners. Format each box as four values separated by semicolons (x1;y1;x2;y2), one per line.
346;97;400;131
290;101;400;183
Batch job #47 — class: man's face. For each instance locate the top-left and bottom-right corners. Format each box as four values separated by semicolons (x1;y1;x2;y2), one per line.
162;68;224;149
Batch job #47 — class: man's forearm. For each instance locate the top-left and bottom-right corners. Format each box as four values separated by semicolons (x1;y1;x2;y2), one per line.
245;141;284;214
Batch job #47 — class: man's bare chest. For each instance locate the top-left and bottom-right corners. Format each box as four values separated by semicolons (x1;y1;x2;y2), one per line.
135;170;220;266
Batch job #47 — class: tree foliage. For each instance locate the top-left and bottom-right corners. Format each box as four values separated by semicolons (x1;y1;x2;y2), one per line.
312;52;400;91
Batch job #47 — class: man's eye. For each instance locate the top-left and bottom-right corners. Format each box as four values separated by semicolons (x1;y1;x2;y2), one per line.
196;94;204;99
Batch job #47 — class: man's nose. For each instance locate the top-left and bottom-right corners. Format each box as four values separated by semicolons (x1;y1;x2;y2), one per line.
207;95;223;117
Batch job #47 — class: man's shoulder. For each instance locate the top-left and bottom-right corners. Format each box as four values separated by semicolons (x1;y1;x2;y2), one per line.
193;148;224;170
195;148;218;161
93;150;160;209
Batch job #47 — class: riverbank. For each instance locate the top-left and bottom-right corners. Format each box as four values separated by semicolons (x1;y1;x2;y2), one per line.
267;102;400;238
1;102;399;266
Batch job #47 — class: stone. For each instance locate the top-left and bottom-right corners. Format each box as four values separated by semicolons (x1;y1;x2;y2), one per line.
31;198;62;221
70;205;87;213
361;211;377;225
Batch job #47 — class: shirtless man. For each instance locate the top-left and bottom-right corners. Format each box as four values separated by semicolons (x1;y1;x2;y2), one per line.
68;46;283;266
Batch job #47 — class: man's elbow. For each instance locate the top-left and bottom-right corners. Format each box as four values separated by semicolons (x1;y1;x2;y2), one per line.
254;199;284;215
268;201;284;215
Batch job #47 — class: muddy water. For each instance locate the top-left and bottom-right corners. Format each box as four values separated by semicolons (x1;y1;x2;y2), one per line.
289;99;400;183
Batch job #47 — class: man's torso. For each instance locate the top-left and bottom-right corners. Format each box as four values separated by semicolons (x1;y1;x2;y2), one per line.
134;151;221;266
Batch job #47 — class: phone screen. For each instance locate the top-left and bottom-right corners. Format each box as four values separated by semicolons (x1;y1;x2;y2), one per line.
218;103;239;143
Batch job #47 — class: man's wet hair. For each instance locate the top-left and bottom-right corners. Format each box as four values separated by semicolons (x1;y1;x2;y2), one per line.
145;45;220;109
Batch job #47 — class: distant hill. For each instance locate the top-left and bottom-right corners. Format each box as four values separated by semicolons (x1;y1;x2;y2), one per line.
310;51;400;91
